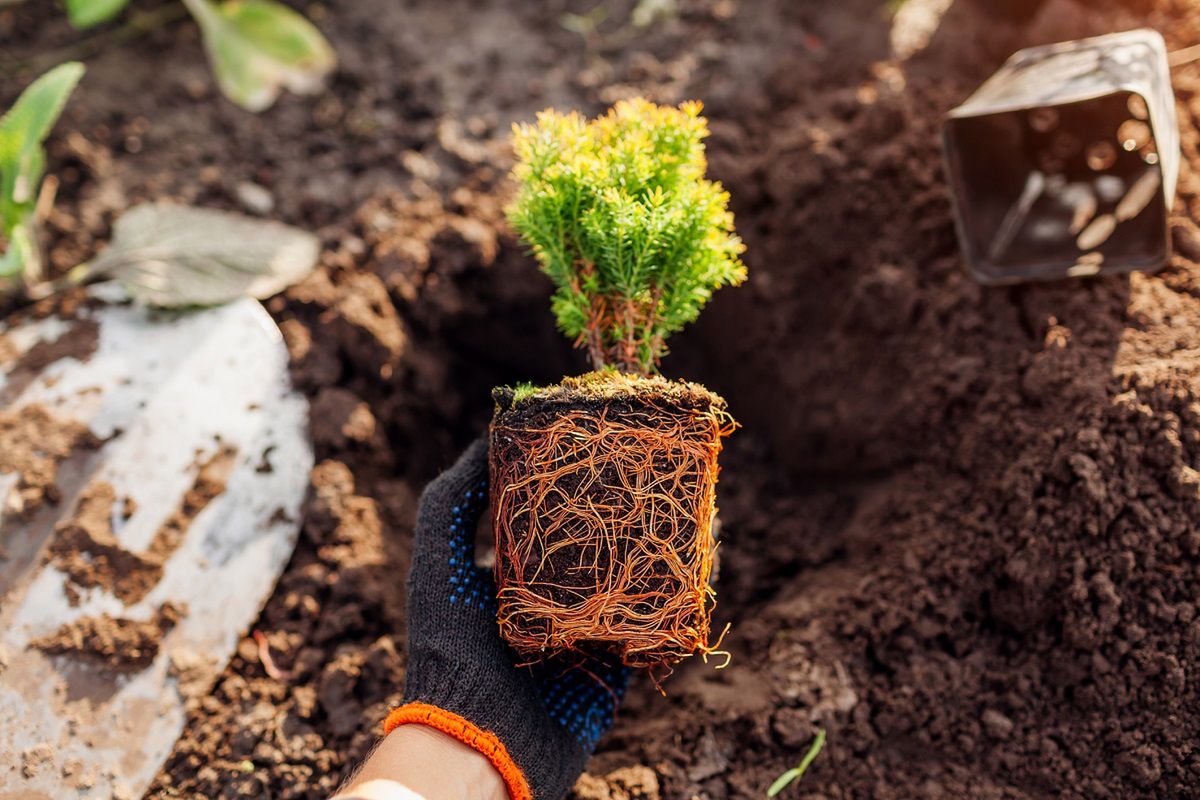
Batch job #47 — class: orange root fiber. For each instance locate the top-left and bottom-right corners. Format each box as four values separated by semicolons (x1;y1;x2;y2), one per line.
489;374;735;672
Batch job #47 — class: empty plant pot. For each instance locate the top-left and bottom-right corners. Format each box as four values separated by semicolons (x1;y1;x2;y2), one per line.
942;28;1179;284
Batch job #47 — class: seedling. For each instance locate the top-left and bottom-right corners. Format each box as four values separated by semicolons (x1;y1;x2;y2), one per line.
491;99;745;671
766;729;826;797
61;0;336;112
0;62;84;290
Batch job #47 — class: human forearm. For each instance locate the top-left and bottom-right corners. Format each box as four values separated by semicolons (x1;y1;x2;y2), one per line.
332;724;507;800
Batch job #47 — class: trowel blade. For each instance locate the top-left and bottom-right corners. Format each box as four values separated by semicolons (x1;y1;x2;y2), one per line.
0;285;312;799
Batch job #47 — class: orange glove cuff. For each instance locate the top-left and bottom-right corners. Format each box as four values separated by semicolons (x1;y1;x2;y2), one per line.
383;702;533;800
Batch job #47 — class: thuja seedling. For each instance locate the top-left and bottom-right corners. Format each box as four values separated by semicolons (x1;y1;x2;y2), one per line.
507;98;746;375
490;99;746;673
0;62;84;288
58;0;336;112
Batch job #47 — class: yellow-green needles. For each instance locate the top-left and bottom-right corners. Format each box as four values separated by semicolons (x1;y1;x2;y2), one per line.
507;98;746;375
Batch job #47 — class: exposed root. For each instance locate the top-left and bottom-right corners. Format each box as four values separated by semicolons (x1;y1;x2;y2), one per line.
253;630;294;681
491;385;734;671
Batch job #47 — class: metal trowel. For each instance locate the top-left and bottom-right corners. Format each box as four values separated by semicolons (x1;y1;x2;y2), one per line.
0;284;312;798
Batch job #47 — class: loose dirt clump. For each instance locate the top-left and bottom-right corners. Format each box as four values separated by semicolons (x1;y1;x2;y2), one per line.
0;404;99;519
32;602;184;669
20;743;53;779
575;765;660;800
49;448;237;604
0;317;99;406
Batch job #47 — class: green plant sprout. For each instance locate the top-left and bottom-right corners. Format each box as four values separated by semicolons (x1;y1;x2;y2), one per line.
64;0;129;28
766;728;826;798
507;98;746;376
0;62;84;287
60;0;335;111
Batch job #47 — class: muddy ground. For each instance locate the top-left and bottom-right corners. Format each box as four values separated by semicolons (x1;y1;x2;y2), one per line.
4;0;1200;797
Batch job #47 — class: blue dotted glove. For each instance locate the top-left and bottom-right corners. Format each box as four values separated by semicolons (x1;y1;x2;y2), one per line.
387;438;630;800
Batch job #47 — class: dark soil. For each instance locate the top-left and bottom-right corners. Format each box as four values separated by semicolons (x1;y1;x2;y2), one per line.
5;0;1200;798
493;372;725;414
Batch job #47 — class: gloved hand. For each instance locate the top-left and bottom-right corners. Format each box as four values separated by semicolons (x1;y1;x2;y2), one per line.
385;438;630;800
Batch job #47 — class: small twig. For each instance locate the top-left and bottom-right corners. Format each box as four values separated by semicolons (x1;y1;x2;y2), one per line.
34;174;58;222
1170;42;1200;68
252;630;294;681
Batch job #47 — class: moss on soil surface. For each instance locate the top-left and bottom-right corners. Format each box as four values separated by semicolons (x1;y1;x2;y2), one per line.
496;370;725;414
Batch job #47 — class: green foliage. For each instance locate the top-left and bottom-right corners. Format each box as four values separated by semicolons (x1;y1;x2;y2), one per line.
61;0;335;112
64;0;130;29
183;0;337;112
766;729;826;797
507;98;746;375
0;62;84;283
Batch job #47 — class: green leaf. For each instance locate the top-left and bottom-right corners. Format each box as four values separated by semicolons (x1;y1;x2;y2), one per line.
631;0;676;27
64;0;131;28
81;203;320;307
0;61;84;212
183;0;336;112
0;62;84;282
766;729;826;797
0;62;85;172
0;222;33;278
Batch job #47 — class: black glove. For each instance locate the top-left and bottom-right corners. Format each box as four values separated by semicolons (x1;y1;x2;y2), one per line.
385;438;630;800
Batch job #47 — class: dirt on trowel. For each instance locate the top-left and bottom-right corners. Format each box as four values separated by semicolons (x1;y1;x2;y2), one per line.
0;404;99;522
31;602;185;669
48;447;238;606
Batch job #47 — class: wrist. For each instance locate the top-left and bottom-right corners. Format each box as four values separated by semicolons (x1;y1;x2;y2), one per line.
333;724;507;800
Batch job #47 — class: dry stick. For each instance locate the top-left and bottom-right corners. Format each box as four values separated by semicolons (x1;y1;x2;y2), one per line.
1169;42;1200;68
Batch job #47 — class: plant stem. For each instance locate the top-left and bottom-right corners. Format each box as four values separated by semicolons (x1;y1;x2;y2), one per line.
18;262;92;305
765;729;826;797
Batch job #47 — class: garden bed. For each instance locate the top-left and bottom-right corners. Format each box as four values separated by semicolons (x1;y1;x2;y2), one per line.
5;0;1200;797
